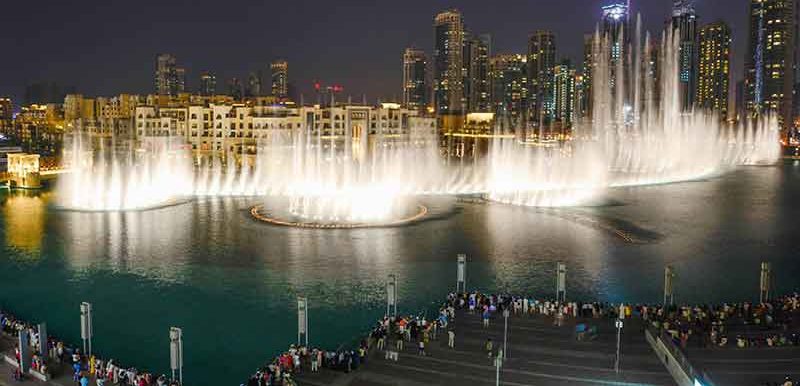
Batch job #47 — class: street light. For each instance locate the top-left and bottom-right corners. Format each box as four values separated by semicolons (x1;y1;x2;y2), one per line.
502;308;510;359
169;327;183;385
614;318;623;373
80;302;93;356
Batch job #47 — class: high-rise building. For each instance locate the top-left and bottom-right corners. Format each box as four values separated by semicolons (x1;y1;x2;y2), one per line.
601;2;630;93
402;48;428;111
228;78;243;100
553;60;577;128
175;67;187;94
672;0;699;111
744;0;797;129
489;53;528;124
463;34;491;113
697;21;731;118
527;30;557;126
271;60;288;98
199;72;217;96
434;9;465;115
156;54;179;95
578;34;594;119
0;98;12;136
247;71;262;97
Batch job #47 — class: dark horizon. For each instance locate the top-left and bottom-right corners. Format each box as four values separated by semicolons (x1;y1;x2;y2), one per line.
0;0;751;106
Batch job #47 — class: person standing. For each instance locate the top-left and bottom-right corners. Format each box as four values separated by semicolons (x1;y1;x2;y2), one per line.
417;340;425;356
483;309;490;328
448;330;455;348
485;338;493;358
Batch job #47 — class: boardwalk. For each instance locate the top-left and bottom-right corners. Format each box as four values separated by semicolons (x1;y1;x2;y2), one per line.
296;310;674;386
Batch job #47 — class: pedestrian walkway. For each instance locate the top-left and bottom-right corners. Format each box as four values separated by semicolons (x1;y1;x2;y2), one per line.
295;310;674;386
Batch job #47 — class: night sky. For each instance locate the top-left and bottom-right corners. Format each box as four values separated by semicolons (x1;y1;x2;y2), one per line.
0;0;750;106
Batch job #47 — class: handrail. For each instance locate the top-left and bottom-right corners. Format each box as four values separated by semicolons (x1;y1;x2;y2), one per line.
646;325;715;386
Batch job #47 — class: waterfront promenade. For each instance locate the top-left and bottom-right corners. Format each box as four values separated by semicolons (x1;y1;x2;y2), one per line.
295;310;673;386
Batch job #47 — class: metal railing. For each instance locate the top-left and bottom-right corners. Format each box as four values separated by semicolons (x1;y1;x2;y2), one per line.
646;325;715;386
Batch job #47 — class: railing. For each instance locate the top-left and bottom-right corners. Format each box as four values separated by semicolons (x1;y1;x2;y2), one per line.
646;325;715;386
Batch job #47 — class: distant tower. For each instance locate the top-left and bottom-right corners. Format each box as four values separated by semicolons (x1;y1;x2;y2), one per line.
672;0;699;112
745;0;796;130
247;71;262;97
402;48;428;112
228;77;243;100
489;53;528;124
697;21;731;119
463;34;491;113
434;9;465;115
527;30;557;126
199;72;217;96
553;60;577;128
271;60;289;98
155;53;178;96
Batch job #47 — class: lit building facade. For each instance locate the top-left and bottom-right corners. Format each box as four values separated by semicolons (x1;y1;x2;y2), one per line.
434;9;465;115
271;60;289;98
135;103;436;159
601;2;630;92
672;0;699;111
489;54;528;126
463;34;491;113
697;21;731;118
744;0;797;129
402;48;428;112
527;30;556;126
553;61;577;128
155;54;185;96
0;98;12;137
199;72;217;96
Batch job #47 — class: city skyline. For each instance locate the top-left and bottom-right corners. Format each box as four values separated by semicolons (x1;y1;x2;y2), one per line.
1;0;756;107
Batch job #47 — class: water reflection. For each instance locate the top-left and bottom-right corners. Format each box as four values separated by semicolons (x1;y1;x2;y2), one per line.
2;191;48;255
60;202;193;283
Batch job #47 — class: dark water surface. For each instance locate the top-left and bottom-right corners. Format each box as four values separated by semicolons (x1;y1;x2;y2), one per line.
1;162;800;385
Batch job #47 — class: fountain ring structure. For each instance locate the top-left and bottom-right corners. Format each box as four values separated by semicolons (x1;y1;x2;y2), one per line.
250;203;429;229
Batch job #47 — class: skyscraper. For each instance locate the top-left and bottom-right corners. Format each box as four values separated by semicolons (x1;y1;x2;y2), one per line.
553;60;577;128
601;2;630;93
228;77;243;100
527;30;557;126
155;54;180;96
199;72;217;96
434;9;465;115
578;34;594;119
745;0;797;129
175;67;187;94
489;53;528;124
672;0;699;111
697;21;731;118
271;60;289;98
247;71;262;97
463;34;491;113
402;48;428;111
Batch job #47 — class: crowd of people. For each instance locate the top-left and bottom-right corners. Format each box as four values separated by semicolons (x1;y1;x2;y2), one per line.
445;291;800;350
0;308;179;386
242;308;456;386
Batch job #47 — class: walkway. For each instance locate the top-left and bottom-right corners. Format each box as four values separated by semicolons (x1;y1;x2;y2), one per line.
295;310;674;386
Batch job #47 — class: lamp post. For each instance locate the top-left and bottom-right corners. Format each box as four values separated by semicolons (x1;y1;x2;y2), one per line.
503;308;510;359
80;302;93;356
387;274;398;318
495;348;504;386
614;318;623;373
169;327;183;385
457;254;466;293
760;262;771;303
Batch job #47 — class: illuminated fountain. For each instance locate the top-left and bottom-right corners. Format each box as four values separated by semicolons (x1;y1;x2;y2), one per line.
484;16;779;207
55;16;780;220
250;119;439;228
57;135;194;211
